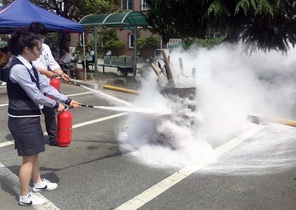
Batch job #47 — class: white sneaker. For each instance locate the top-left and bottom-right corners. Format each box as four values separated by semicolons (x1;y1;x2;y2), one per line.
19;192;45;206
0;81;6;86
32;179;58;192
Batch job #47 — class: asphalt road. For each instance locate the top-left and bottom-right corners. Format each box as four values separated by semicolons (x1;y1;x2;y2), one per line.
0;81;296;210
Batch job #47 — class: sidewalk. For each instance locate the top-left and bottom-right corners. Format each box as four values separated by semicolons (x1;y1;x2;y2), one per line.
72;61;142;91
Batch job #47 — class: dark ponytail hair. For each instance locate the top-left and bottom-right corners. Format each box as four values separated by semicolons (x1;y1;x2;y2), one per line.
8;30;39;56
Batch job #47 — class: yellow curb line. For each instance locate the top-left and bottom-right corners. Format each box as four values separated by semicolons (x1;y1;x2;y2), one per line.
103;84;139;94
249;115;296;127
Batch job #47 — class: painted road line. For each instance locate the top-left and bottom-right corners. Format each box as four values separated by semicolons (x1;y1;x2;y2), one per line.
0;112;127;209
114;124;266;210
214;124;265;156
73;112;127;128
65;92;92;97
0;113;127;149
0;141;14;148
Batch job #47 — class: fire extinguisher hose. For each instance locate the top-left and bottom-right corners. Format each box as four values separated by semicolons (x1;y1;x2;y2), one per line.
79;104;171;116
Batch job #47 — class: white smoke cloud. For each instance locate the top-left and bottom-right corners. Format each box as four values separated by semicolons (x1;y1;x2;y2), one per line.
118;43;296;168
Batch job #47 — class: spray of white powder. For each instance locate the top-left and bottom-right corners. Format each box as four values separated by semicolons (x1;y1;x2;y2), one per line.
118;43;296;173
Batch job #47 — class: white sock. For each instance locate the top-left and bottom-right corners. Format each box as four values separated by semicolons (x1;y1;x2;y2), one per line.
20;193;30;202
34;180;46;188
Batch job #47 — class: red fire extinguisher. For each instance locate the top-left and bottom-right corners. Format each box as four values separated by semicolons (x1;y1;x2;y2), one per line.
57;110;72;147
48;78;61;99
50;77;61;90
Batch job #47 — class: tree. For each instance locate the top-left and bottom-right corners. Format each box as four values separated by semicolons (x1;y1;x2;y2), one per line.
137;36;159;57
31;0;122;22
12;0;121;53
146;0;208;43
1;0;13;5
146;0;296;53
102;29;124;55
206;0;296;53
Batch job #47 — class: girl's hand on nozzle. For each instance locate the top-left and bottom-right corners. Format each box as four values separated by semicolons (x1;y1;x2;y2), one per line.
69;100;81;108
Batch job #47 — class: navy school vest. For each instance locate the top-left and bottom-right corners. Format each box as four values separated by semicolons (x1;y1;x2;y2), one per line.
7;58;42;116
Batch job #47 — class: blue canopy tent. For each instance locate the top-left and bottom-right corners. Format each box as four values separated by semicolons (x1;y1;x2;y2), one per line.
0;0;83;33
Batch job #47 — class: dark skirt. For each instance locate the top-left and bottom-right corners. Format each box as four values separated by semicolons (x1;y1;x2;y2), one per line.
8;116;45;156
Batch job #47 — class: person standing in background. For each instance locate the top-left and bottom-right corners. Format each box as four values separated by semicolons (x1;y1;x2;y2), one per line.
29;21;71;146
5;49;16;68
106;49;112;56
0;47;9;85
58;47;72;72
0;49;15;84
0;47;9;67
81;45;95;70
7;30;80;206
58;47;71;66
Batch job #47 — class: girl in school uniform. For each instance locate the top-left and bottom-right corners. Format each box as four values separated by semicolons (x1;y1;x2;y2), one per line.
7;30;81;206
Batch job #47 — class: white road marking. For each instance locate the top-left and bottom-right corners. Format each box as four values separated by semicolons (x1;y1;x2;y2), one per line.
0;92;265;210
73;112;127;128
0;141;13;147
0;113;127;149
65;92;92;97
114;124;266;210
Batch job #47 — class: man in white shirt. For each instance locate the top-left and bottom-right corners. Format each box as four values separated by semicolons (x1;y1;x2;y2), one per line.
29;22;71;146
58;47;71;66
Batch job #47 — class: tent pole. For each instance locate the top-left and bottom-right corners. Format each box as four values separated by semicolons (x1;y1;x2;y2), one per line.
83;32;86;81
93;26;98;72
133;26;137;77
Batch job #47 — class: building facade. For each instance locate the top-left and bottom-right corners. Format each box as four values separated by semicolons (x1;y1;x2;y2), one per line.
116;0;155;56
70;0;160;57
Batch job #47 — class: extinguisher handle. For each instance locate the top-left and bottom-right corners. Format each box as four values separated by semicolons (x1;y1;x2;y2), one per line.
57;106;71;116
65;106;72;110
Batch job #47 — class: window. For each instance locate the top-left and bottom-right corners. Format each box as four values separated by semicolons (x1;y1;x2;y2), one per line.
141;0;150;10
122;0;133;11
129;33;140;48
129;33;135;48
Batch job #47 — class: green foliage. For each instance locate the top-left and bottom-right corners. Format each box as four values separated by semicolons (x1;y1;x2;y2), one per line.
103;29;124;48
207;0;230;16
235;0;251;15
146;0;207;43
45;33;59;46
1;0;13;5
31;0;122;21
146;0;296;53
27;0;122;51
105;39;124;48
182;37;224;49
137;36;159;49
